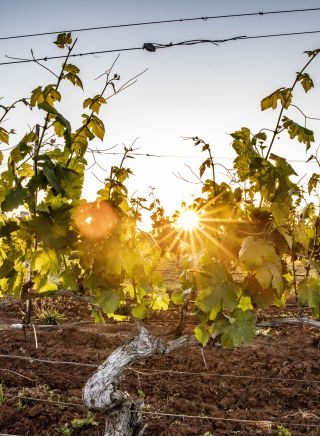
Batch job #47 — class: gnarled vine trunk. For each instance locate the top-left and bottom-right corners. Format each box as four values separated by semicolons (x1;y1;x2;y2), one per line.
82;323;197;436
82;316;320;435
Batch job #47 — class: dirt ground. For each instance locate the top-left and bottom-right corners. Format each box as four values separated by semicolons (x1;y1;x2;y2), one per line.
0;298;319;436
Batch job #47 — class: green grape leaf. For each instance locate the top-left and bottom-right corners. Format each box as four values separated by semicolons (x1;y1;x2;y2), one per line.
41;162;61;193
230;127;251;142
0;220;19;237
30;86;44;107
171;290;184;305
195;262;239;313
54;32;72;48
10;132;37;162
83;95;107;114
0;127;9;144
261;88;292;111
59;268;79;290
272;198;291;227
297;277;320;318
119;248;140;275
308;173;320;195
0;258;15;279
254;131;267;142
296;72;314;93
64;72;83;90
255;266;271;289
239;236;276;270
276;226;293;250
236;295;253;311
199;158;212;178
1;187;26;212
282;116;314;151
18;163;34;178
233;153;255;181
269;153;297;178
269;262;283;293
59;165;83;200
132;304;148;320
53;120;65;137
151;287;170;310
7;270;24;298
43;85;61;105
294;221;314;252
36;279;58;293
230;127;251;154
64;63;80;74
94;288;121;314
195;262;239;312
31;248;61;275
82;114;105;140
10;147;25;162
244;277;276;309
215;309;256;347
25;211;75;250
171;288;191;305
195;281;238;313
0;277;8;295
240;237;283;293
71;137;88;157
194;324;210;347
209;303;221;320
255;261;283;293
63;64;83;89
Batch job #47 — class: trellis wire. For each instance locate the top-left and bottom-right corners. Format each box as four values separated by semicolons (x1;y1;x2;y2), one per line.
140;410;320;428
3;393;320;429
0;353;320;385
1;7;320;41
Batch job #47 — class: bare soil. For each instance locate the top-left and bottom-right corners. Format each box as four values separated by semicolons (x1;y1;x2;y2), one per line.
0;299;319;435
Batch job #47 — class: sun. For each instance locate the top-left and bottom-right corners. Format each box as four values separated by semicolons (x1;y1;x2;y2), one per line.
176;210;199;231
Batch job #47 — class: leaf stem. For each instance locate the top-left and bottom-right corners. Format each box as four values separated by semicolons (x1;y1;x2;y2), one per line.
265;51;320;159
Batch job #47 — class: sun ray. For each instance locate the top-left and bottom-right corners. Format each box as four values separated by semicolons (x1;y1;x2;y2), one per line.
156;227;179;246
196;190;229;213
200;216;247;224
193;227;205;251
176;210;199;231
197;226;238;262
166;229;183;253
189;224;197;260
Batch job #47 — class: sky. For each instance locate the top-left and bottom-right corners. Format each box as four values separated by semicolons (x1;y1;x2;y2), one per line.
1;0;320;226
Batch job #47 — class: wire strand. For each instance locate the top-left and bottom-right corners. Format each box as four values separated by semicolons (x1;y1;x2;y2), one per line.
87;150;317;164
1;8;320;41
127;367;320;384
4;393;320;429
1;353;319;385
2;30;320;66
140;410;320;428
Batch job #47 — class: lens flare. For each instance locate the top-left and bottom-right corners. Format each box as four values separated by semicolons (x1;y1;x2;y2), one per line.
73;201;119;239
84;216;93;225
176;210;199;231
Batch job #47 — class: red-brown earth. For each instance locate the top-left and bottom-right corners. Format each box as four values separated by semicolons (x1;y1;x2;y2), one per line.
0;298;319;436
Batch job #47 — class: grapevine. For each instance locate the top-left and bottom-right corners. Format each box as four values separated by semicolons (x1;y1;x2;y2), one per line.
0;35;320;434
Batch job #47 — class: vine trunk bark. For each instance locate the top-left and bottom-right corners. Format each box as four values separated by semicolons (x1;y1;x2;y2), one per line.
82;323;197;436
82;317;320;435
